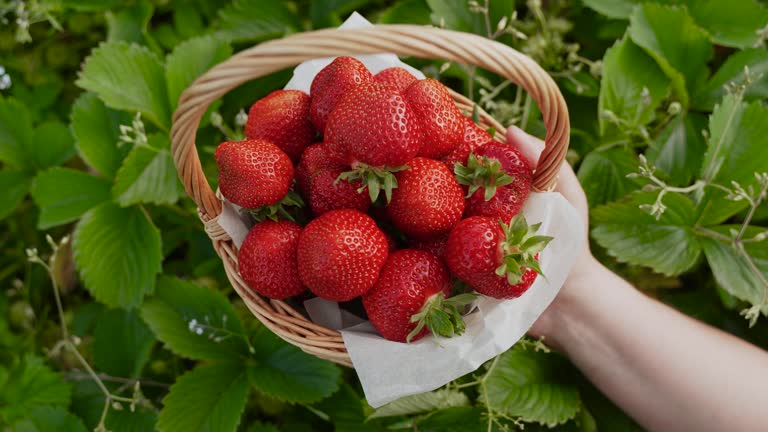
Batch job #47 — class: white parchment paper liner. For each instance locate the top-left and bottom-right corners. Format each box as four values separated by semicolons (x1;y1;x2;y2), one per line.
216;12;584;408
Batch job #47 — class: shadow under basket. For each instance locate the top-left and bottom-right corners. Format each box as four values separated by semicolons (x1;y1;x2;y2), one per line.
170;25;570;367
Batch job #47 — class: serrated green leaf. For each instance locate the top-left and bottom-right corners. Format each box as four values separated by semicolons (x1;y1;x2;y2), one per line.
71;92;132;179
0;170;31;220
173;6;205;40
646;113;708;186
700;225;768;307
31;167;112;229
592;192;702;275
693;48;768;111
311;0;370;23
379;0;432;24
166;35;232;111
140;275;248;361
315;384;384;432
577;147;642;207
370;389;470;418
76;41;171;129
628;4;712;108
598;36;669;135
158;362;249;432
112;139;180;207
427;0;515;38
247;327;340;403
0;355;71;423
106;409;158;432
73;202;162;308
482;348;581;427
685;0;768;48
216;0;300;42
0;97;34;170
94;308;156;378
106;0;154;44
10;406;87;432
28;121;75;170
582;0;648;19
416;407;489;432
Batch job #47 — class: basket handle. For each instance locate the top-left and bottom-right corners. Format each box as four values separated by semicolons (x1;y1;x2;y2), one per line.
171;25;570;219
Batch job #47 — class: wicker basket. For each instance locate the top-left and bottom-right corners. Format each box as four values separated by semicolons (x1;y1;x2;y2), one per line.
170;25;570;367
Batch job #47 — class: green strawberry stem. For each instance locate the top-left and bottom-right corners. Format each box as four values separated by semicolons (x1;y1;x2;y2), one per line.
495;214;553;285
246;191;304;223
336;163;409;203
407;292;477;343
454;153;515;201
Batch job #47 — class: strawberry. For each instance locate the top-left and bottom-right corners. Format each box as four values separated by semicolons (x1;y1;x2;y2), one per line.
442;116;493;169
387;157;464;239
363;249;474;342
307;165;369;216
296;143;336;195
238;220;304;299
310;56;373;133
404;79;463;159
456;141;533;223
326;82;424;202
374;67;417;92
215;139;294;209
245;90;315;163
409;233;449;259
444;215;552;299
297;209;388;301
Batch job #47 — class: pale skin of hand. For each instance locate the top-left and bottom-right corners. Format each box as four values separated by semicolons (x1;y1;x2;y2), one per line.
507;126;768;432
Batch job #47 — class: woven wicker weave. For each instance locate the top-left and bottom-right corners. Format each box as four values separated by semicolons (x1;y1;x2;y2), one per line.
170;25;570;367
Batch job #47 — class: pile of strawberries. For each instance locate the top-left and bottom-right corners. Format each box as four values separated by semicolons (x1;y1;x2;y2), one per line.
215;57;552;343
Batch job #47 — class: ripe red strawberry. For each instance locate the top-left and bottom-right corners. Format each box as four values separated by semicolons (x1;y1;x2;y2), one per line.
442;116;493;169
297;209;388;301
387;157;464;239
374;67;417;92
238;220;304;299
445;215;551;299
404;79;463;159
457;141;533;223
363;249;474;342
215;139;294;209
296;143;336;195
409;233;449;259
245;90;315;162
310;56;373;133
307;165;369;216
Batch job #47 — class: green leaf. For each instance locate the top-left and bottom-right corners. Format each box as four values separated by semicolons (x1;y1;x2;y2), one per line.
247;327;340;403
216;0;300;42
0;355;71;422
427;0;514;36
112;139;180;207
314;384;384;432
73;202;162;308
700;226;768;307
369;389;470;418
76;41;171;129
71;92;132;179
0;97;34;170
577;147;642;207
29;122;75;170
61;0;124;11
106;409;158;432
582;0;649;19
693;48;768;111
94;308;156;378
173;6;205;40
165;35;232;111
379;0;432;24
106;0;154;44
158;362;249;432
592;192;702;275
0;170;31;220
140;275;249;361
311;0;371;23
646;113;707;185
628;4;712;108
598;37;669;135
10;406;87;432
416;407;489;432
685;0;768;48
482;348;581;427
31;168;112;229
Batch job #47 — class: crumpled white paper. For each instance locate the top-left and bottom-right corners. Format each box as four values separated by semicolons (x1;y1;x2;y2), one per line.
217;12;585;408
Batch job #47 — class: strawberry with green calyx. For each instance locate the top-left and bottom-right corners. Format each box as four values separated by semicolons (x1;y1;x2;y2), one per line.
296;143;340;195
245;89;315;163
455;153;515;201
404;79;464;159
362;249;475;343
247;191;304;223
374;67;417;92
441;116;493;169
307;165;370;216
297;209;388;302
387;157;464;239
238;220;305;300
310;56;373;133
445;214;553;299
335;163;409;203
215;139;294;209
